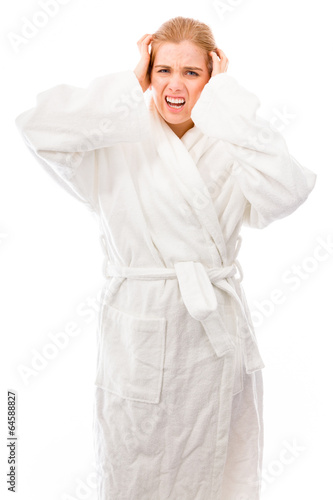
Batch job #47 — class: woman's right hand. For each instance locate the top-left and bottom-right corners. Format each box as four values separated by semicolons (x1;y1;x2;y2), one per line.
134;34;153;93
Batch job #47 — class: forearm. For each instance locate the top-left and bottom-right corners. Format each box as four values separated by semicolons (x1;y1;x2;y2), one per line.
15;70;150;158
192;73;317;227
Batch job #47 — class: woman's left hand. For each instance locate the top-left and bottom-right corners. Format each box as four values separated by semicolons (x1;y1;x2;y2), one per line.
209;49;229;77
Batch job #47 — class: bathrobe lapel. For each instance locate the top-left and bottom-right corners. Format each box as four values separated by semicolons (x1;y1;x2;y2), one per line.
148;98;227;266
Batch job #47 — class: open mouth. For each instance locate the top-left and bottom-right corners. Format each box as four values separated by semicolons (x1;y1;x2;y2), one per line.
165;96;186;110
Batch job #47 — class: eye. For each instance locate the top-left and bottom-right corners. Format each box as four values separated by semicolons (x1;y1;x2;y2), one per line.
186;71;199;76
157;69;169;73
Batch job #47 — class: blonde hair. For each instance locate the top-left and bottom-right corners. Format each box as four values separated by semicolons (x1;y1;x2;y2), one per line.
149;16;217;76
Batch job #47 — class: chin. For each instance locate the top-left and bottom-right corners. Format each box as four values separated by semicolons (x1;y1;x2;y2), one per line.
162;107;192;123
164;114;190;124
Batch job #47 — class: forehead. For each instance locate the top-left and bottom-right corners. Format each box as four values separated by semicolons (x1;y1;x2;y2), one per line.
154;41;206;66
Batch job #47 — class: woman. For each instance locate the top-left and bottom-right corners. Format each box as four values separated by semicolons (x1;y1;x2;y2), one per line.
15;16;316;500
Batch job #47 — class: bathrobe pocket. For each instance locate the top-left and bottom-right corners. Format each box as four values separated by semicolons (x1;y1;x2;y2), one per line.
95;303;167;404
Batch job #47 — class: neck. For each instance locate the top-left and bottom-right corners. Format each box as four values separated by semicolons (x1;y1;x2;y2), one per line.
166;118;194;139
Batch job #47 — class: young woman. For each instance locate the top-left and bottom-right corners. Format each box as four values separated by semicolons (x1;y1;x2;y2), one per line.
15;16;316;500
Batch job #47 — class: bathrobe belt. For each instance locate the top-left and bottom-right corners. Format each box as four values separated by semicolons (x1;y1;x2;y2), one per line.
104;260;265;375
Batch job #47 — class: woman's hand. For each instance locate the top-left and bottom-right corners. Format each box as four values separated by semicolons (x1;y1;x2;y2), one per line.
209;48;229;78
134;34;153;93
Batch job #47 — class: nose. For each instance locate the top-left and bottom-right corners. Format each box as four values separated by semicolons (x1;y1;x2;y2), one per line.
167;72;184;92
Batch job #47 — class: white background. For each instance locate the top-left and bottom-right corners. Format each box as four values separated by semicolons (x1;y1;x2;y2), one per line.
1;0;332;499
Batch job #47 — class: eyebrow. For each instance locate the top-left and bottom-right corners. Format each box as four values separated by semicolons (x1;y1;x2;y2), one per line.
154;65;204;72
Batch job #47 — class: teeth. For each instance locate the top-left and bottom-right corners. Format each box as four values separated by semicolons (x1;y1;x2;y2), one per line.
166;96;185;104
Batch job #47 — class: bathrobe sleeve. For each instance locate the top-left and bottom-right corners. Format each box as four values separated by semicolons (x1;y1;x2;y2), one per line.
15;70;150;212
191;73;317;228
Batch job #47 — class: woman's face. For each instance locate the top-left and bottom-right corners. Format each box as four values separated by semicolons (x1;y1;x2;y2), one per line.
149;40;211;137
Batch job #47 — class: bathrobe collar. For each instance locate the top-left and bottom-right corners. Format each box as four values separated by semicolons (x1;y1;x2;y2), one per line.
148;96;227;266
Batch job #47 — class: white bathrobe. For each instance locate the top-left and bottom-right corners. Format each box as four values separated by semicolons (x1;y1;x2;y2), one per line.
15;70;316;500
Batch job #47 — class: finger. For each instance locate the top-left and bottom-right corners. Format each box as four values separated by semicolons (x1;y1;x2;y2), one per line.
209;51;221;71
137;33;150;45
216;48;228;62
216;49;229;72
137;34;148;54
138;34;153;56
221;56;229;72
209;51;216;70
209;50;219;61
142;34;153;49
141;34;153;47
136;34;150;53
